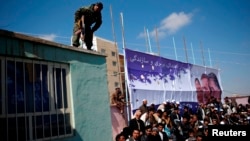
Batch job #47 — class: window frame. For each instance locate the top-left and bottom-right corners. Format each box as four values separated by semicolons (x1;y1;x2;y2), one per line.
0;57;74;141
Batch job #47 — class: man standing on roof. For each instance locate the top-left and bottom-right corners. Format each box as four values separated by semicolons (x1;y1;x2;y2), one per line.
72;2;103;50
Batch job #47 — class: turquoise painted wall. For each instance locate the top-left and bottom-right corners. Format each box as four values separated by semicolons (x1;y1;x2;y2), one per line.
0;31;113;141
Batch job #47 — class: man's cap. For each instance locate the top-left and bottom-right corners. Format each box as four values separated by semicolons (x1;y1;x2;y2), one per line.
209;103;214;107
96;2;103;10
220;121;225;125
152;127;158;132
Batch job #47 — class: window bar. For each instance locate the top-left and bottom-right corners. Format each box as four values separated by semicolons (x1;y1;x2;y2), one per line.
65;67;74;135
4;59;8;141
54;67;59;137
32;62;37;140
49;64;53;140
26;62;33;141
52;66;59;137
40;63;45;139
0;59;3;115
60;67;66;136
14;60;18;141
23;62;28;141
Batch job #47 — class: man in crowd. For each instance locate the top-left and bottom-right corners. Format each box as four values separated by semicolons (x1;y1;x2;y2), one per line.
111;87;125;114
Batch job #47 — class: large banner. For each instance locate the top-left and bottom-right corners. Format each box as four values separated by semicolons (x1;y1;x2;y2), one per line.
125;48;222;112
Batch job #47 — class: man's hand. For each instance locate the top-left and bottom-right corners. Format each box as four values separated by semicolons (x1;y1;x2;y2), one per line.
74;29;82;35
80;26;85;41
82;23;85;29
80;32;85;41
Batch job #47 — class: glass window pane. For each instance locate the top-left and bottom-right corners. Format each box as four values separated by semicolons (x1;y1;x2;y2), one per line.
18;117;27;140
34;64;42;112
55;68;62;109
26;117;30;140
0;117;7;140
25;63;34;113
0;60;2;114
7;60;16;114
58;114;65;135
8;117;17;141
36;115;43;139
42;65;50;111
44;115;51;137
65;114;72;134
62;69;68;108
16;61;25;113
51;114;58;136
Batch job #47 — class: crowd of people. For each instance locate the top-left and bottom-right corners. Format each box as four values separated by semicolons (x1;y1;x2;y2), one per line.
115;96;250;141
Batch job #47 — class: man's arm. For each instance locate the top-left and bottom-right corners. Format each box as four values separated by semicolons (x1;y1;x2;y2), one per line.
91;14;102;32
81;15;85;28
80;15;85;41
110;93;117;105
74;6;89;22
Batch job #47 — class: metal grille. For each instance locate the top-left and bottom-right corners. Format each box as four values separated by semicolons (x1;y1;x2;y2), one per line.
0;57;73;141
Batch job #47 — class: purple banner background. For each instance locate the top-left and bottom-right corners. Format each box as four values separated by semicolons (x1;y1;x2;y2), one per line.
125;48;222;110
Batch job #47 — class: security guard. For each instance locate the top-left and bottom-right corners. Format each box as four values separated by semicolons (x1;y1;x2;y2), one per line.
72;2;103;50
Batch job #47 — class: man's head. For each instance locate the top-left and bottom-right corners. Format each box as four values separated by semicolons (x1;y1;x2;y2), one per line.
131;129;140;140
115;87;121;94
142;99;147;105
94;2;103;12
145;125;152;135
151;127;158;136
174;107;179;113
115;133;126;141
133;109;142;119
157;123;165;132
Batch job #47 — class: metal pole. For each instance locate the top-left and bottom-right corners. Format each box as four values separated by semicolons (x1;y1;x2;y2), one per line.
144;26;149;53
155;26;160;55
208;48;212;67
173;37;178;60
146;29;152;53
120;12;131;123
200;41;205;66
183;36;189;63
110;5;123;94
190;42;196;64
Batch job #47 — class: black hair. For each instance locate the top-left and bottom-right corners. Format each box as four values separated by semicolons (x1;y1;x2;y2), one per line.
115;133;126;141
145;125;152;130
208;72;221;90
96;2;103;10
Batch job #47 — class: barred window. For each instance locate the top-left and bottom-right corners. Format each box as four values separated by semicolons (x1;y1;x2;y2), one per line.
112;61;117;67
114;82;119;87
101;49;106;54
0;57;73;141
111;51;116;57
